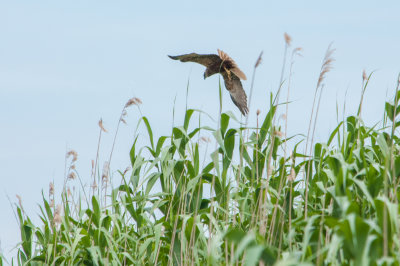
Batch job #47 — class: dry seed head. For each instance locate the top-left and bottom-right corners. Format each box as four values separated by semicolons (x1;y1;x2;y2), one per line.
67;187;72;198
70;164;76;170
255;51;263;68
123;166;131;175
284;32;292;46
102;161;110;184
134;97;142;105
53;214;62;225
68;172;76;180
280;114;287;121
125;98;135;107
294;47;302;53
49;199;54;208
362;70;367;81
317;45;335;88
256;109;261;116
66;150;78;162
125;97;142;108
53;205;62;225
120;118;127;124
293;47;303;57
98;119;108;133
49;182;54;196
55;204;62;214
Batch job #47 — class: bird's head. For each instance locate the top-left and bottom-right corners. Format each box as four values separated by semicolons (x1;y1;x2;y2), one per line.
203;68;211;79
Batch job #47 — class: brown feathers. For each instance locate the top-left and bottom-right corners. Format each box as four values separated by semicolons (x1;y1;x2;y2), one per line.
169;49;248;116
217;49;247;80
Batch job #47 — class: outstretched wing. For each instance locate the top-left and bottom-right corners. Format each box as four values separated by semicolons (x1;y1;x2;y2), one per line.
217;49;247;80
222;73;249;116
168;53;221;68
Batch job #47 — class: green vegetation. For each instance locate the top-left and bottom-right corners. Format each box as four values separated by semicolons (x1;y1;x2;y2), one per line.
6;42;400;265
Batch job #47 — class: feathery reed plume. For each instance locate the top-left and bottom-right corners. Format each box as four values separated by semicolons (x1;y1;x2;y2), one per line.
108;97;143;180
358;69;371;117
236;50;263;235
49;182;54;196
67;187;72;198
305;44;335;184
284;32;292;46
255;51;263;68
68;172;77;180
304;44;335;218
105;97;143;205
125;98;135;108
66;150;78;162
102;161;110;184
304;45;335;219
284;46;301;247
123;166;131;175
245;51;263;125
263;36;293;239
98;119;107;133
125;97;142;108
92;118;105;190
135;98;142;105
53;205;62;226
293;47;303;55
49;199;54;208
317;45;335;88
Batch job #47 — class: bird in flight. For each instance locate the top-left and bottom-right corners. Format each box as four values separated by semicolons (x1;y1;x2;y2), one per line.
169;49;248;116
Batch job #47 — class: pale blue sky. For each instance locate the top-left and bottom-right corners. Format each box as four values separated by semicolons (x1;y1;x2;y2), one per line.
1;0;399;261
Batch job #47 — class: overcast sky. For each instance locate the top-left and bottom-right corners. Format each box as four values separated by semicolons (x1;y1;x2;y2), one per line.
1;0;399;261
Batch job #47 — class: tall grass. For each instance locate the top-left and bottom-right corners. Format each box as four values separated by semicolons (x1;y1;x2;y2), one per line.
5;37;400;265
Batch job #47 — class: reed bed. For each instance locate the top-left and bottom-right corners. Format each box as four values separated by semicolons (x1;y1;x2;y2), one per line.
4;35;400;265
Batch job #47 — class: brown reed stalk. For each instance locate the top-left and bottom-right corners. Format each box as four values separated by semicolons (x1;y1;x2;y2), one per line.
236;50;263;221
304;44;335;218
273;47;302;251
265;33;292;244
260;33;291;239
104;97;142;205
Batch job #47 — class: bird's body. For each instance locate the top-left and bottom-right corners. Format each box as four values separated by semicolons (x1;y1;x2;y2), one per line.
168;50;249;115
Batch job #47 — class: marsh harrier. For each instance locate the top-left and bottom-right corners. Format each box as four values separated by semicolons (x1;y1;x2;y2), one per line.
169;50;248;115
